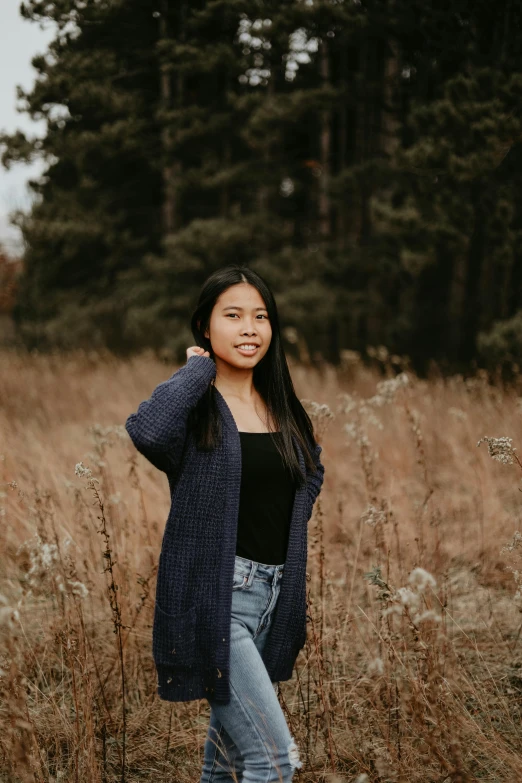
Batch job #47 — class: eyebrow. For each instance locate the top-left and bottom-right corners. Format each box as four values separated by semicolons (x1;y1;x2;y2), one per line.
222;306;268;312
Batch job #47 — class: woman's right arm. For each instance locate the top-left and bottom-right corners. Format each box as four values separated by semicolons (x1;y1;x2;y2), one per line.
125;353;217;475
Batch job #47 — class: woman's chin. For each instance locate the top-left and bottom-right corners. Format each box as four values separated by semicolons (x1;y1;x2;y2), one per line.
216;351;262;369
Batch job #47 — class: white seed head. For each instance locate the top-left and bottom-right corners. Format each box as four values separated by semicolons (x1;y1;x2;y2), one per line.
367;372;410;407
367;657;384;676
361;504;386;528
448;407;467;421
0;594;20;630
477;436;517;465
74;461;92;478
408;567;437;592
343;422;359;440
396;586;421;613
502;531;522;554
68;580;89;599
413;609;441;624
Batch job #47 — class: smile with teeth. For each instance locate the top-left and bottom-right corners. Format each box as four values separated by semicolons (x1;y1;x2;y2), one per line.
236;344;259;354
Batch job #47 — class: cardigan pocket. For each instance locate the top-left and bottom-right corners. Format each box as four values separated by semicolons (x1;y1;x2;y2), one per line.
153;603;197;669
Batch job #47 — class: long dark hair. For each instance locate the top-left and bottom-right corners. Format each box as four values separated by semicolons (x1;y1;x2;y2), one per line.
188;265;319;489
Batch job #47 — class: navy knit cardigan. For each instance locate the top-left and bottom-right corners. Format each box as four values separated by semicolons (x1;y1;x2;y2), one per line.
125;354;325;704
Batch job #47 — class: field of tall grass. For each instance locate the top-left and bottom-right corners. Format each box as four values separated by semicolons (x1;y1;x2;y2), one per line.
1;347;522;783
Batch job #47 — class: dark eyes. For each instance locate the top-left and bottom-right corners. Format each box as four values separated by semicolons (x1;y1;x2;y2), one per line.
226;313;268;319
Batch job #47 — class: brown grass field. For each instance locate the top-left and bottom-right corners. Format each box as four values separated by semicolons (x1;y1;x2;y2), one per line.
1;347;522;783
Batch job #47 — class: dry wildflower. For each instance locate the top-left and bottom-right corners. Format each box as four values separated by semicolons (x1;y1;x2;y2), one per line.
89;423;128;447
364;565;392;601
367;372;409;407
367;344;389;362
477;436;518;465
283;326;298;344
343;421;359;440
383;604;403;618
84;451;106;469
407;407;424;442
336;391;359;416
337;375;406;434
57;578;89;599
74;461;92;479
359;407;384;431
413;609;442;624
501;531;522;606
408;567;437;592
339;348;361;366
300;399;334;443
300;399;335;425
448;406;467;421
367;657;384;676
18;533;60;586
396;586;422;613
380;567;440;623
361;504;387;528
357;432;371;450
74;461;99;488
465;371;502;405
501;530;522;554
0;594;20;631
351;702;365;719
16;533;88;600
373;748;396;781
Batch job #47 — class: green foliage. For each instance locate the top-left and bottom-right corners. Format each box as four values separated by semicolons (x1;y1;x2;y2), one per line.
2;0;522;370
477;311;522;366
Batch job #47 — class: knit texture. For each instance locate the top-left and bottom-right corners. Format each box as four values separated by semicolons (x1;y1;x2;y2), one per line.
125;354;325;704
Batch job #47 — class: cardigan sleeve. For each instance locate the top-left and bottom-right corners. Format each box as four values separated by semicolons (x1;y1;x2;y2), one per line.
125;354;217;475
305;441;325;520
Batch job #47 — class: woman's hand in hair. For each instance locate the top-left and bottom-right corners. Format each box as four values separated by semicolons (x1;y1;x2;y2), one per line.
186;346;211;361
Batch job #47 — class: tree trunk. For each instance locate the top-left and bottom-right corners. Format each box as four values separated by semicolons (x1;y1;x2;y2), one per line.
336;44;348;250
381;39;399;160
220;137;231;218
159;0;181;235
448;238;471;359
318;38;331;239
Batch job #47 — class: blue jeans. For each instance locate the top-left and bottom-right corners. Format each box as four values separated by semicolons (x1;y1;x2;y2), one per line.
199;555;302;782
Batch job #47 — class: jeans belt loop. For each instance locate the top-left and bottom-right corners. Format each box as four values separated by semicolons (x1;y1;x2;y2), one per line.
246;560;257;587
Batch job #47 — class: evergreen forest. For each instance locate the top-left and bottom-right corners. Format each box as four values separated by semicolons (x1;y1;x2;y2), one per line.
2;0;522;373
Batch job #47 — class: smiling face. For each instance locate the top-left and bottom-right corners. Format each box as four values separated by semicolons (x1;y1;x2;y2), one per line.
204;283;272;370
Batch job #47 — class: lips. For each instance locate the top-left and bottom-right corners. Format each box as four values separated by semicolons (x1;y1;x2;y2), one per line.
235;345;260;355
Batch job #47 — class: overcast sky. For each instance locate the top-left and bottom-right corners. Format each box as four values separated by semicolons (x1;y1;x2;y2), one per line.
0;3;55;255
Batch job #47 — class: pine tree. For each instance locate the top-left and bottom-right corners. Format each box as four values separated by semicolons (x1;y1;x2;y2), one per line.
1;0;164;351
3;0;522;369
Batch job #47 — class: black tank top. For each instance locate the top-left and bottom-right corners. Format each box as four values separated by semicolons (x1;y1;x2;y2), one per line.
235;431;296;566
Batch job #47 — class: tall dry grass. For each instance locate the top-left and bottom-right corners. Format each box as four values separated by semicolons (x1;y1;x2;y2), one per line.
1;346;522;783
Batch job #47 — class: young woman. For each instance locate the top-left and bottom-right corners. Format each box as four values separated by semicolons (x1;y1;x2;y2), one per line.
125;265;325;782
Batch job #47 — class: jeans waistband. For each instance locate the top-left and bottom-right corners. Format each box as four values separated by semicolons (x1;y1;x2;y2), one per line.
234;554;285;582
